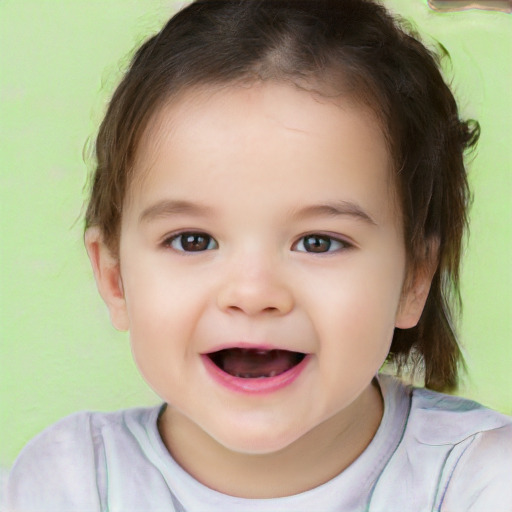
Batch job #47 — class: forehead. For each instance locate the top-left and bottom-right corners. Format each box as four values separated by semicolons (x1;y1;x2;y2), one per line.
127;82;397;222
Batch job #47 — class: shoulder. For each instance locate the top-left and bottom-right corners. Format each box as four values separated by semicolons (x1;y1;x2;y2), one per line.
374;377;512;510
408;386;512;444
440;423;512;511
409;386;512;511
7;410;104;512
6;406;160;512
377;374;511;441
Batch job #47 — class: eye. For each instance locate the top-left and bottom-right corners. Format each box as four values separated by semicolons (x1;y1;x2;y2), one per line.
165;232;218;252
293;234;350;253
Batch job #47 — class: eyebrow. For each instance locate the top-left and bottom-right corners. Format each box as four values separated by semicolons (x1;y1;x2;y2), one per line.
139;198;376;226
290;201;377;225
139;199;214;223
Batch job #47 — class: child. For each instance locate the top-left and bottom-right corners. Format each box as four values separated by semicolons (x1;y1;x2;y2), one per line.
7;0;512;510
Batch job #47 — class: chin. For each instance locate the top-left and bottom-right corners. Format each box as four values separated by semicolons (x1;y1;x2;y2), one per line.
210;422;309;456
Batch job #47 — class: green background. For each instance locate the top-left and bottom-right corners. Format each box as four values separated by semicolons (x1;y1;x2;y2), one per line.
1;1;511;468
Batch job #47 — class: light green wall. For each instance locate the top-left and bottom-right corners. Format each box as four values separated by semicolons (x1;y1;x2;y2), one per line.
1;1;511;467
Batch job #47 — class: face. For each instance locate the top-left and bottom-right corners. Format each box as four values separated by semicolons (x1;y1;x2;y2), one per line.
88;82;428;455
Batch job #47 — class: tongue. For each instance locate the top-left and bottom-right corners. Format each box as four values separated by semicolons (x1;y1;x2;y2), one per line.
211;349;303;378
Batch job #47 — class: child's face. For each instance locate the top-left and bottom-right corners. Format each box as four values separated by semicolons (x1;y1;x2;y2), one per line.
89;82;429;455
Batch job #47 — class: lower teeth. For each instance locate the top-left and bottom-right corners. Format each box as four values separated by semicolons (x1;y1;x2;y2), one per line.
208;349;306;378
234;370;279;379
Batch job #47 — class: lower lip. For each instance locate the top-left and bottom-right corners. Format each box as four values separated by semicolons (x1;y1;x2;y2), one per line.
201;354;310;395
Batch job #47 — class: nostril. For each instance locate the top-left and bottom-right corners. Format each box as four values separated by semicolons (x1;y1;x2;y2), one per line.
216;278;294;316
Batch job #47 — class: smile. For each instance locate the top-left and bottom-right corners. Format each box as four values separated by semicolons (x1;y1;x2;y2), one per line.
202;348;309;394
208;348;306;378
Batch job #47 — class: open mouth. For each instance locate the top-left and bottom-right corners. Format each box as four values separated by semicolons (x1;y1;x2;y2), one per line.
207;348;306;379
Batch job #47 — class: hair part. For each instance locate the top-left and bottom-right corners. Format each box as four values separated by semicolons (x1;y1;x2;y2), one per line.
85;0;479;391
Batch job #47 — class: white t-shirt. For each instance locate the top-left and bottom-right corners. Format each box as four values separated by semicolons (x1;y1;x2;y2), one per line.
6;375;512;512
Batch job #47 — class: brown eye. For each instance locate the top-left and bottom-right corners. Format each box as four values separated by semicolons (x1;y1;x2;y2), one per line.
168;232;218;252
294;234;348;253
303;235;331;253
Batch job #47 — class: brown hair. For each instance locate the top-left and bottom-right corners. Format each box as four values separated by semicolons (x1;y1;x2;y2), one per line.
85;0;479;391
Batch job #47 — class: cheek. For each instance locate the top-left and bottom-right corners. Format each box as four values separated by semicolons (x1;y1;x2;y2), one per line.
123;252;207;327
313;294;395;400
321;291;396;356
120;257;209;387
306;258;404;361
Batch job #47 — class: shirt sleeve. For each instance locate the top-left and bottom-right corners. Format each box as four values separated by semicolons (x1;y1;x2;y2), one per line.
6;412;104;512
440;423;512;512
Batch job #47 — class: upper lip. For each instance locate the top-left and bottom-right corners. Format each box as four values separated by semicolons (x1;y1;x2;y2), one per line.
202;342;307;355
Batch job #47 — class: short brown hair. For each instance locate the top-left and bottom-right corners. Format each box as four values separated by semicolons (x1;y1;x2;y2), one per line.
85;0;479;391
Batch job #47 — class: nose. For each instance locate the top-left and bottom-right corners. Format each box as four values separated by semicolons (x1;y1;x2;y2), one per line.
216;257;294;317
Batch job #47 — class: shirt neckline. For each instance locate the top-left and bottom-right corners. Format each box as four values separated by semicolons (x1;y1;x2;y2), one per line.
136;374;412;511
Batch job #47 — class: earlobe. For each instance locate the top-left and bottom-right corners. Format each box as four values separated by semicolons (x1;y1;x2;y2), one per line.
395;272;433;329
395;239;439;329
84;227;129;331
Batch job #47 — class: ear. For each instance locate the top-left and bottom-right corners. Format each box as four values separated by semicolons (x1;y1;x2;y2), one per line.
395;239;439;329
84;227;129;331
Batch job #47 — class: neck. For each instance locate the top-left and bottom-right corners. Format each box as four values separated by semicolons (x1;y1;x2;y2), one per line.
158;381;383;499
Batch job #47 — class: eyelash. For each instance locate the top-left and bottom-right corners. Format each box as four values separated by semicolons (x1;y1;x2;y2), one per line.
292;234;352;254
162;232;352;254
163;232;218;252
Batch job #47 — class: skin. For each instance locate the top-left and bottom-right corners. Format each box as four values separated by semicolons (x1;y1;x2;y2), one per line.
86;82;433;498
